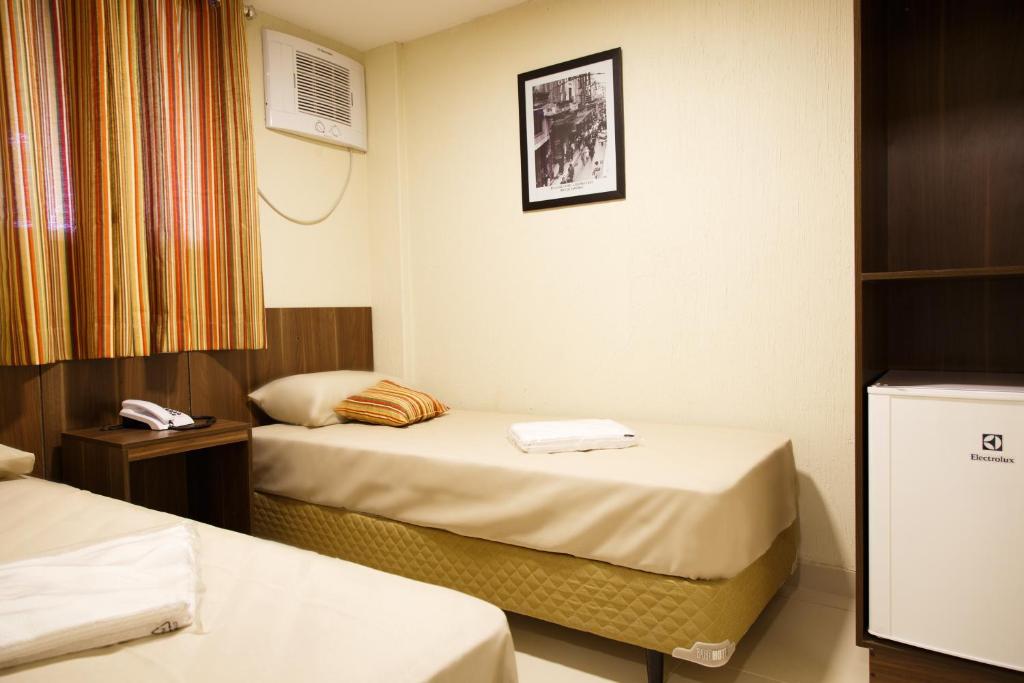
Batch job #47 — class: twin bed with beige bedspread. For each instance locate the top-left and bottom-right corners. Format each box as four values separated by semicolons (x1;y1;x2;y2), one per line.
0;477;517;682
250;409;799;670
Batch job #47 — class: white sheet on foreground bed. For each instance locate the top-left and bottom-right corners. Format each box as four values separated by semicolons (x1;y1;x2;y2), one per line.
253;409;797;580
0;478;516;683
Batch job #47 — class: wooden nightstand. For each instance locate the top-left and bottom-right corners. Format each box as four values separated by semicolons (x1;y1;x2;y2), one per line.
61;420;252;533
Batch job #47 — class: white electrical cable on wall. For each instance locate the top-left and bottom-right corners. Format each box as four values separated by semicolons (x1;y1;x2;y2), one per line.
257;148;353;226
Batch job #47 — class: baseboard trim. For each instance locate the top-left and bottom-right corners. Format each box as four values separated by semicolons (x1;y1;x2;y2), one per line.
785;560;855;599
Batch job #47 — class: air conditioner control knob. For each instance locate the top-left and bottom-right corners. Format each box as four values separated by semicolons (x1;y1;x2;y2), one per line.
330;126;340;137
314;121;325;133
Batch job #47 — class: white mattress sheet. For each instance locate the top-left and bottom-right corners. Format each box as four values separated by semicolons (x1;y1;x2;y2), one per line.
253;409;798;579
0;477;517;683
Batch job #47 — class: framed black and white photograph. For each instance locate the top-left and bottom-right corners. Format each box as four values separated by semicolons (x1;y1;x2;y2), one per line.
518;48;625;212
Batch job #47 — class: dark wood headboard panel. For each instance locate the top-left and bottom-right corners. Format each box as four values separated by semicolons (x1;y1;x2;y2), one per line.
0;307;372;480
0;366;46;477
190;307;373;423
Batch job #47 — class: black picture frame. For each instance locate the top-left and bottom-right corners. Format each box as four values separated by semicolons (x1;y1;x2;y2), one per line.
517;48;625;212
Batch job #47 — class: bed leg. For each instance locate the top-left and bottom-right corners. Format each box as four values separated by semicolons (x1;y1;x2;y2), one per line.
644;648;664;683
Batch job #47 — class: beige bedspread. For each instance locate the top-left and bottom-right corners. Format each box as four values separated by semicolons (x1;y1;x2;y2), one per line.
253;409;798;579
0;477;517;683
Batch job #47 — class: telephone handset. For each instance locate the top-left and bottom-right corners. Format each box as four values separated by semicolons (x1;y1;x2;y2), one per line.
119;400;209;431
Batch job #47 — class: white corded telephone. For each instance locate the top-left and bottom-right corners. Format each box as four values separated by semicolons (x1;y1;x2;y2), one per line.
119;400;195;430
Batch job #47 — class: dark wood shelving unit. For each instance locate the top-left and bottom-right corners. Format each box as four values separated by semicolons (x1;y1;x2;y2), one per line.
861;265;1024;281
855;1;1024;681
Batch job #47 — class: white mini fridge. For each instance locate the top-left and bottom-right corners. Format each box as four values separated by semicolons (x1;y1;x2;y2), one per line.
868;371;1024;672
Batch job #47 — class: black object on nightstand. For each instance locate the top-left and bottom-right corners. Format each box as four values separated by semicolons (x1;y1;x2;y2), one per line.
61;419;252;533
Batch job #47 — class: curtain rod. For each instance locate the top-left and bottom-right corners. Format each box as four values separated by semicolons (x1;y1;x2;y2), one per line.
209;0;256;19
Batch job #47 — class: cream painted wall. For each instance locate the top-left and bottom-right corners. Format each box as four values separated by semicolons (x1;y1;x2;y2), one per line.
369;0;855;570
365;45;409;377
245;13;371;308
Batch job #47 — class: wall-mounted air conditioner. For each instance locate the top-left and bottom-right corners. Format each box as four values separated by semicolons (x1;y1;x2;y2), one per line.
262;29;367;152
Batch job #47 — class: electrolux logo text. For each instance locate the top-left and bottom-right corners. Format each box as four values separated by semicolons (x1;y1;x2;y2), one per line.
971;434;1013;464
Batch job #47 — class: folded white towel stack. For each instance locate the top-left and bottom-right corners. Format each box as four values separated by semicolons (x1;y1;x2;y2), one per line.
508;419;639;454
0;523;200;670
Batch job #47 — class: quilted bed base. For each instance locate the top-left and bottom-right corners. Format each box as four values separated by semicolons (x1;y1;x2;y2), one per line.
252;492;797;661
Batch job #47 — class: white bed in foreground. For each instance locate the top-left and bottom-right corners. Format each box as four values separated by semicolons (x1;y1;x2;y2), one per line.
0;477;517;683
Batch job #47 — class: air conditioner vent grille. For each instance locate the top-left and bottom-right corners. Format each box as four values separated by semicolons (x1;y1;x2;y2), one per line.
294;50;351;125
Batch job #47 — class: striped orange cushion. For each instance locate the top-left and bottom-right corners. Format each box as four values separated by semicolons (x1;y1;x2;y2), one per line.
334;380;449;427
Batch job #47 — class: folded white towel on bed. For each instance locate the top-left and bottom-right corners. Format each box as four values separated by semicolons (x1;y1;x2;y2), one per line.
508;419;638;454
0;523;201;670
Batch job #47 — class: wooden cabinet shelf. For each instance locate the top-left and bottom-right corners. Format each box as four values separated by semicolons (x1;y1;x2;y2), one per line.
861;265;1024;282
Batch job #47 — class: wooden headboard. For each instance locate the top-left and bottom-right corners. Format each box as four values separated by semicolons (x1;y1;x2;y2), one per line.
0;307;372;480
190;307;373;423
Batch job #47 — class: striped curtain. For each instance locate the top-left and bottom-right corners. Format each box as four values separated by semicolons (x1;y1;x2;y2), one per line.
0;0;74;364
0;0;265;366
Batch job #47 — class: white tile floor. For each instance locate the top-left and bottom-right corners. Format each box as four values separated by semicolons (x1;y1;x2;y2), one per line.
507;585;868;683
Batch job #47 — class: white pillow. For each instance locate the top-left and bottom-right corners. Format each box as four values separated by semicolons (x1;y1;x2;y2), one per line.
248;370;398;427
0;444;34;477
